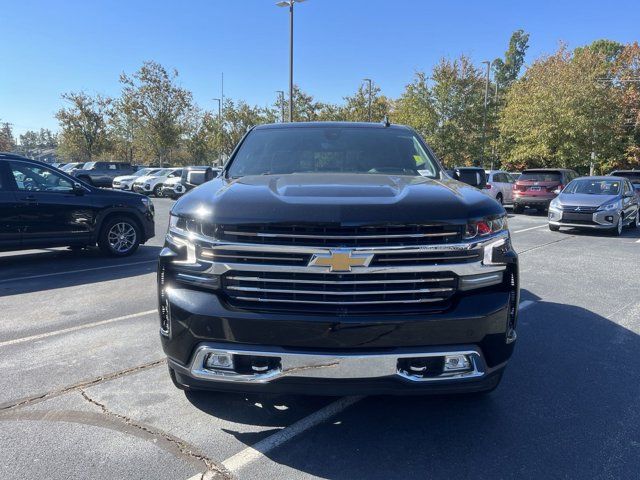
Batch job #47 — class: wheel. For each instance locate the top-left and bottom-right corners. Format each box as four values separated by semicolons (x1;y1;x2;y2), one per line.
513;204;524;214
153;184;164;197
610;215;623;236
98;216;141;256
496;193;503;205
536;206;547;214
633;209;640;229
549;224;560;232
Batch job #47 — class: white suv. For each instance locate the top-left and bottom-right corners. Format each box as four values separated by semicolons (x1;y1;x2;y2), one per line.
132;168;183;197
484;170;516;206
112;167;161;191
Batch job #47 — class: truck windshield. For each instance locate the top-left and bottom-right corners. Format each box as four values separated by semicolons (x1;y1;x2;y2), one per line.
564;179;621;195
227;127;439;178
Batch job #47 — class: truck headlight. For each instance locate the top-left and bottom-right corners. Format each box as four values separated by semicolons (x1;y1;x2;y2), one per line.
464;214;508;240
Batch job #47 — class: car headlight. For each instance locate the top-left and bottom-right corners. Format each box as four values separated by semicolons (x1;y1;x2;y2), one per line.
598;200;622;211
463;214;508;240
549;198;562;210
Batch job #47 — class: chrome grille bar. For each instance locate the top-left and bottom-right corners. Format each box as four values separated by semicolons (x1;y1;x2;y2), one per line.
233;296;446;305
226;286;454;295
224;231;458;239
225;276;455;285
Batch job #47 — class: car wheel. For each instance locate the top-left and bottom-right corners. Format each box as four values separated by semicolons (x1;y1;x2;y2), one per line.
513;204;524;214
634;210;640;229
549;224;560;232
496;193;503;205
153;184;164;197
98;216;141;256
611;215;623;236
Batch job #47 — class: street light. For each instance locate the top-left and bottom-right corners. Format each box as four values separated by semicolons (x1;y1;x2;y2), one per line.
363;78;372;122
276;0;306;122
480;60;492;167
213;98;221;121
275;90;285;122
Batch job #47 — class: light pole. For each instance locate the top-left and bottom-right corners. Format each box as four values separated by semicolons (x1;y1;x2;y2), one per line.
213;98;221;121
363;78;372;122
276;90;285;122
480;60;492;167
276;0;306;122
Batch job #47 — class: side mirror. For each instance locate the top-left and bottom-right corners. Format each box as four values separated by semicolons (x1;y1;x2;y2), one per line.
73;182;86;195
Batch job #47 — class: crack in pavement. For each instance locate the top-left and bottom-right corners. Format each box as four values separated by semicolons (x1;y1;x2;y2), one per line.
0;359;166;413
79;389;230;479
517;235;576;255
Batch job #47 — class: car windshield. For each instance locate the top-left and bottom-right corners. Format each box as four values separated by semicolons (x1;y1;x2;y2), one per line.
519;171;561;182
133;168;153;177
83;162;96;170
154;168;172;176
564;179;621;195
226;127;439;178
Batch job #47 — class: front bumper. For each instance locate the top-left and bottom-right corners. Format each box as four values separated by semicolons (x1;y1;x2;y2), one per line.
169;343;506;395
514;196;553;207
548;208;619;229
133;184;152;194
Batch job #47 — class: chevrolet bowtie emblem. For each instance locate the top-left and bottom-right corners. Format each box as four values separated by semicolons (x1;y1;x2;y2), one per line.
309;249;373;272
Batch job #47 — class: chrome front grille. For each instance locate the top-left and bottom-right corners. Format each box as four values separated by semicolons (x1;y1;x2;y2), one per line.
212;223;463;247
222;271;457;313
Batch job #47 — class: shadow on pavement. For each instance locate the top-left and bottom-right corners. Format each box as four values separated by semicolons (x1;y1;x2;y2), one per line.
201;290;640;479
0;245;161;297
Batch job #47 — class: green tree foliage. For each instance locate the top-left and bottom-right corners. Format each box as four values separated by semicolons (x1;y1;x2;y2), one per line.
119;61;194;165
498;46;623;172
0;122;16;152
56;92;112;161
612;42;640;168
18;129;58;157
341;82;391;122
493;30;530;89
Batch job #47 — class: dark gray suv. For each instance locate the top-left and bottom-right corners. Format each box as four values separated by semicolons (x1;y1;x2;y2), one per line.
73;161;137;187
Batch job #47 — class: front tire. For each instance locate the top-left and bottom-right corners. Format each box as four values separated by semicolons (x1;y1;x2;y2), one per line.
153;184;164;197
98;216;141;256
610;215;623;236
496;193;503;205
513;204;524;214
549;224;560;232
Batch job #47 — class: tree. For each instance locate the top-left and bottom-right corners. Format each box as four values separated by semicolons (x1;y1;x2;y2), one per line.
611;42;640;169
498;46;623;172
394;72;437;139
119;61;194;165
493;30;530;89
0;122;16;152
18;129;58;157
56;92;112;161
341;82;391;122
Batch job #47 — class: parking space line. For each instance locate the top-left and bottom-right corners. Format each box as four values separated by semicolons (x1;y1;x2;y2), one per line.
221;396;364;474
512;224;547;234
0;309;157;348
0;260;156;284
636;238;640;243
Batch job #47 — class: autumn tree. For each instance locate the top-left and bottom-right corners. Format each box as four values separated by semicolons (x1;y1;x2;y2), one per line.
0;122;16;152
341;81;391;122
56;92;112;161
499;46;623;172
119;61;194;166
493;30;530;90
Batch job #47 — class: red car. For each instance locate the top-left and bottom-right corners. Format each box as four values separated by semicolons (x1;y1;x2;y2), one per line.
513;168;579;213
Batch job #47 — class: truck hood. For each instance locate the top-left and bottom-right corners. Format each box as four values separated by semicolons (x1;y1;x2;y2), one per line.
113;175;138;182
172;173;503;225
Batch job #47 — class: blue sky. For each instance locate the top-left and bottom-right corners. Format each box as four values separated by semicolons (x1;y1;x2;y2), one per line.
2;0;640;137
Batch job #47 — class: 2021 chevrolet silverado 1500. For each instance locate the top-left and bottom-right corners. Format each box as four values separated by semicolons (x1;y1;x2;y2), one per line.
158;122;519;395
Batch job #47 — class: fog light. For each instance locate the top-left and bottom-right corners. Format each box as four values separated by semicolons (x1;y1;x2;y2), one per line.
605;215;613;223
443;354;471;372
205;352;234;370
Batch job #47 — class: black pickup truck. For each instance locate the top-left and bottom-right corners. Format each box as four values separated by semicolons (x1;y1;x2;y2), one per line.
158;122;519;396
73;161;137;187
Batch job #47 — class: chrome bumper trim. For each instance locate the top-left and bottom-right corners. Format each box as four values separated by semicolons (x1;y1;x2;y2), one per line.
188;344;486;384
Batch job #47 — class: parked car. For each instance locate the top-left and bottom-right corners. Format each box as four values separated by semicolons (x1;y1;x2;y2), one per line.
0;153;155;256
513;168;579;213
132;168;183;197
160;122;519;396
73;161;137;187
449;167;488;189
60;162;86;173
484;170;516;205
180;166;218;193
160;175;185;199
609;170;640;187
548;176;639;235
113;167;162;191
508;172;521;180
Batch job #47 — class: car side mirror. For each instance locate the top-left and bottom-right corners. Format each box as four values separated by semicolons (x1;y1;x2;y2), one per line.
73;182;86;195
623;192;634;198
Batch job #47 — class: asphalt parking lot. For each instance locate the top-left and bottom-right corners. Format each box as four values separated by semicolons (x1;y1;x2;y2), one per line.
1;199;639;480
